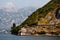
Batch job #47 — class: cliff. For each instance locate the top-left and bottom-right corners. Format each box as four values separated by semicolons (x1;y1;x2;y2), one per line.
11;0;60;36
19;0;60;26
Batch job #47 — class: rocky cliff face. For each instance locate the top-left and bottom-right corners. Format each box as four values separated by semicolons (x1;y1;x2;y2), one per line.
11;0;60;36
38;11;60;25
18;0;60;26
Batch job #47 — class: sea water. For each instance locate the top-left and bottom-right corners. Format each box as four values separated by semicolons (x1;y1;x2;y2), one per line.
0;32;60;40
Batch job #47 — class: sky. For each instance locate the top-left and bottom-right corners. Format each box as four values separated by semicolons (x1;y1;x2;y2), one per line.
0;0;50;9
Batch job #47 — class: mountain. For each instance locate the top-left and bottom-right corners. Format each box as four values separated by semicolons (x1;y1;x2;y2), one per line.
9;0;60;36
0;7;37;30
18;0;60;26
10;0;60;35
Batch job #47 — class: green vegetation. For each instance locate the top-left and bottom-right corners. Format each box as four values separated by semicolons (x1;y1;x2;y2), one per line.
20;0;60;26
11;23;22;35
11;0;60;35
37;31;46;34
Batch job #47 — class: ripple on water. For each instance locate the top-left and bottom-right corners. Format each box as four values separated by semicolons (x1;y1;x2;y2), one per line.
0;33;60;40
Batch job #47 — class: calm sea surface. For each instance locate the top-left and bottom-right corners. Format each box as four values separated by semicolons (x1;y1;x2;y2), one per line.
0;32;60;40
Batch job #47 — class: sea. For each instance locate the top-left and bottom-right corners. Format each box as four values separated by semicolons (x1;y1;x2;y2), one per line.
0;32;60;40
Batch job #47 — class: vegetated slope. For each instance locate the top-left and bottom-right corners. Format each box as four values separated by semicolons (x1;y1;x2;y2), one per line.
11;0;60;35
18;0;60;27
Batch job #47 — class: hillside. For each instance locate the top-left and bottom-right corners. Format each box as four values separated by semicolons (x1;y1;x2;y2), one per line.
19;0;60;26
11;0;60;35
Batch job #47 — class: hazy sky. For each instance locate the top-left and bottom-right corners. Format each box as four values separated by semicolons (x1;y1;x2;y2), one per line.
0;0;50;8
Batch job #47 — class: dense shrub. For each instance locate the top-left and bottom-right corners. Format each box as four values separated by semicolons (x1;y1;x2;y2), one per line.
37;31;46;34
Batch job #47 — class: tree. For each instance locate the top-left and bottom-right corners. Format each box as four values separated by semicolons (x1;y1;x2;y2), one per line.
11;23;18;35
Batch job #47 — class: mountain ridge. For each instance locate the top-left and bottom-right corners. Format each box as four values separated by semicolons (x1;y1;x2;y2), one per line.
18;0;60;27
0;7;36;30
10;0;60;35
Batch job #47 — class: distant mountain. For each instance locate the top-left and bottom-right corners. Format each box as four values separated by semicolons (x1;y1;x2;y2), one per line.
0;7;37;30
